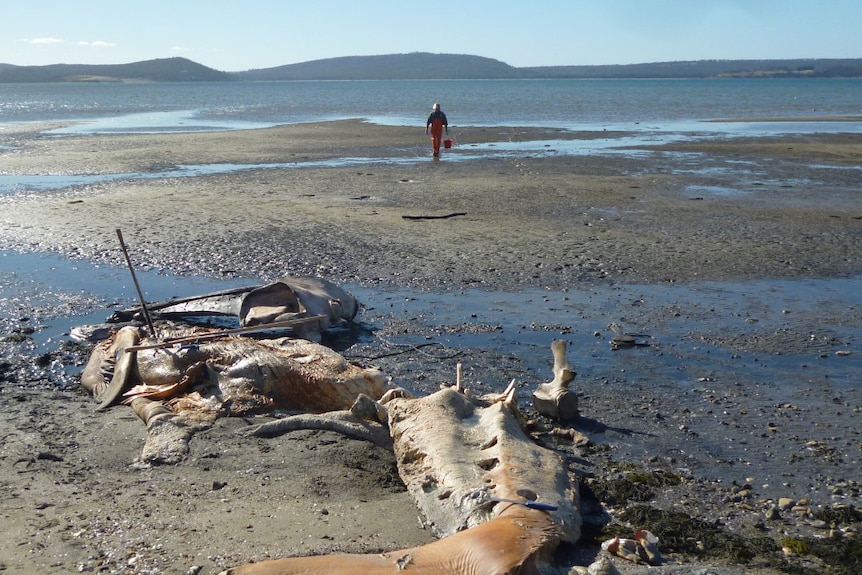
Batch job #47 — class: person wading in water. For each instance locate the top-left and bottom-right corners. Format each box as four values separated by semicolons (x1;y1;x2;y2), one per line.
425;102;449;158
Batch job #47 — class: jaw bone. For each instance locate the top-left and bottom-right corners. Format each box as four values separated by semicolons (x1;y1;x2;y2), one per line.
532;339;579;421
220;347;582;575
387;384;580;542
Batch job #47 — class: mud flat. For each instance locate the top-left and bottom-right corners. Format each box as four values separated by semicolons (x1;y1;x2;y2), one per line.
0;120;860;574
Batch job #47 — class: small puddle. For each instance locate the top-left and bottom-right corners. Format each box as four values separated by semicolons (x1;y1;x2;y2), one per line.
685;184;748;197
48;110;273;135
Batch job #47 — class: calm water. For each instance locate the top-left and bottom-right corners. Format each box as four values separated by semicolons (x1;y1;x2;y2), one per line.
2;78;861;134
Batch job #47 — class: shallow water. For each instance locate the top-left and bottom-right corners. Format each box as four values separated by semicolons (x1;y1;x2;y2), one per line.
5;124;862;197
2;249;858;384
1;248;860;500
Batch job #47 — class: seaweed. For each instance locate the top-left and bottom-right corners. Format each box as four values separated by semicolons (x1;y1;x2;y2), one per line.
616;505;778;563
779;537;810;555
611;506;862;575
804;536;862;575
588;468;683;506
812;504;862;525
590;477;655;505
586;464;862;574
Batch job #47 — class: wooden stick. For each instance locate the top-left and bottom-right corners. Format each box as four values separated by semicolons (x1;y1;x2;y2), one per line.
402;212;467;220
116;229;158;339
124;314;328;352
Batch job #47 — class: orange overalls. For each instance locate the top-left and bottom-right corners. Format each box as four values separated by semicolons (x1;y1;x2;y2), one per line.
426;110;448;155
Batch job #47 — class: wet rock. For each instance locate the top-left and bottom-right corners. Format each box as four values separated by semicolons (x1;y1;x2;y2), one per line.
36;451;63;462
765;505;781;521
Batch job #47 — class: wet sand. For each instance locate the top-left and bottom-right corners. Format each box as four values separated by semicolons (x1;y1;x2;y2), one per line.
0;120;860;574
1;121;860;287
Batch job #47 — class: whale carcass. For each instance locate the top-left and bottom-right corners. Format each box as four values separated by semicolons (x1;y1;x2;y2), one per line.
79;274;583;573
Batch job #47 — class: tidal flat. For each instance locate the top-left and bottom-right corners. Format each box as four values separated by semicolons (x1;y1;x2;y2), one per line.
0;120;860;574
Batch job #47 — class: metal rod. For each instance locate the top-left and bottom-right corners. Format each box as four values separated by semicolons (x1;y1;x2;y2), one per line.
115;228;158;339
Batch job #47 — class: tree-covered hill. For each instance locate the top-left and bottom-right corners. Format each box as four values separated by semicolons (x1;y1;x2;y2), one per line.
233;53;862;80
1;53;860;83
0;57;233;83
233;52;522;80
523;58;862;79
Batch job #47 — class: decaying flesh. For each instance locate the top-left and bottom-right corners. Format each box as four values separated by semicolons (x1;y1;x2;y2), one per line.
220;349;581;575
220;509;563;575
80;324;393;463
82;324;389;414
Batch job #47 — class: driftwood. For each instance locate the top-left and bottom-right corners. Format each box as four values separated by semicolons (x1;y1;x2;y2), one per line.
123;314;327;352
532;339;579;421
401;212;467;220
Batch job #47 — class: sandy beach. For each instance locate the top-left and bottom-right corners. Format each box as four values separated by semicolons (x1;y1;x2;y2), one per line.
0;120;860;574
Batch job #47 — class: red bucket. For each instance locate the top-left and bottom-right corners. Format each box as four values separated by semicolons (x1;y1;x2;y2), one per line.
443;138;453;149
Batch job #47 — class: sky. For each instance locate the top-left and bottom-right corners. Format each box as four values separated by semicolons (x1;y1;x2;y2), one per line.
2;0;860;71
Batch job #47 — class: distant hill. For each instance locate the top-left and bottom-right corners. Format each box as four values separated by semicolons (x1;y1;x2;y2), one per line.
0;57;233;83
523;58;862;79
235;53;862;80
234;53;523;80
1;54;860;83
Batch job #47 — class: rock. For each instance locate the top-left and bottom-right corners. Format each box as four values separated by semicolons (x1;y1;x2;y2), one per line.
765;505;781;520
778;497;795;510
586;557;622;575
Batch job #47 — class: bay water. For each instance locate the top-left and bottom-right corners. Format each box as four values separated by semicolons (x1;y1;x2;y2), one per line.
2;78;861;134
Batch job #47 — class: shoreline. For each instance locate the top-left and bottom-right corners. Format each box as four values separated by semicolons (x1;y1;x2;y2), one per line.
0;121;860;574
707;115;862;123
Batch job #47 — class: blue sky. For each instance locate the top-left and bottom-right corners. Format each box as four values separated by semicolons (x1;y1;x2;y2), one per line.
3;0;859;71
